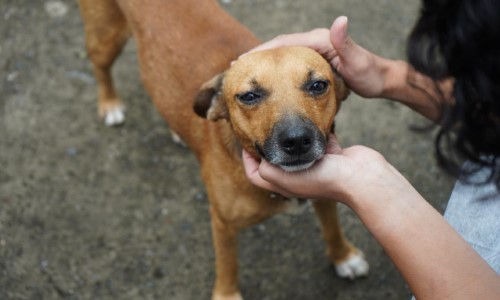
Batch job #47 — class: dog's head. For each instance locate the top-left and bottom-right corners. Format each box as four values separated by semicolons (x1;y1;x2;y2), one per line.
194;46;349;172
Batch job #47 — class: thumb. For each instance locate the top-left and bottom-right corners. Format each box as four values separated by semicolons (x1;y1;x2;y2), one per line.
330;16;357;68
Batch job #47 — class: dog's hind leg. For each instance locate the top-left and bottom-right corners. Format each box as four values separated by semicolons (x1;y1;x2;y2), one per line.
313;200;369;280
78;0;130;126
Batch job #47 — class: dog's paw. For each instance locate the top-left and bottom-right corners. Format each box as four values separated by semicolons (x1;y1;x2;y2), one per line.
104;105;125;126
334;251;369;280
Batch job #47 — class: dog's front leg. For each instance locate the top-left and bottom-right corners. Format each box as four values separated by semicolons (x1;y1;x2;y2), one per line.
210;208;243;300
313;200;369;280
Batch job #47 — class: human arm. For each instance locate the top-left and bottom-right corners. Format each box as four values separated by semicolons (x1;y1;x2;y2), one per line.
242;135;500;299
246;16;453;122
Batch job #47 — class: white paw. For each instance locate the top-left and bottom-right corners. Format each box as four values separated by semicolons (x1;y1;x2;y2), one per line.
212;293;243;300
335;251;369;280
104;105;125;126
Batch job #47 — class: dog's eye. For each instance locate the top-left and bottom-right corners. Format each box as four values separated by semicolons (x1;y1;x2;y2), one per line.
237;92;261;104
307;80;329;95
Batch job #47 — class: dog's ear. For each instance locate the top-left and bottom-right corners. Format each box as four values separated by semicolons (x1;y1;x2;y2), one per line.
193;73;228;121
333;71;350;102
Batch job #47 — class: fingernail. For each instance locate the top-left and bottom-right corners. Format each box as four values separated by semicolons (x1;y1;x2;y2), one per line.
340;16;348;37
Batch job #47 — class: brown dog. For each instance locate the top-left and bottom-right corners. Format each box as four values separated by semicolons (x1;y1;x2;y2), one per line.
78;0;368;299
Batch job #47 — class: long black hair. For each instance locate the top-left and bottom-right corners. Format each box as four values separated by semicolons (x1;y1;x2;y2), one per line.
407;0;500;189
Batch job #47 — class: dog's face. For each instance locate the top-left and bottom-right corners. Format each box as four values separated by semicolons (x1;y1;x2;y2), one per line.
194;46;349;172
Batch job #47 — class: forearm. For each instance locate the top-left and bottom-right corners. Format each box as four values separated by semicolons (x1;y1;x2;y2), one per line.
347;183;499;299
243;139;499;298
377;58;452;122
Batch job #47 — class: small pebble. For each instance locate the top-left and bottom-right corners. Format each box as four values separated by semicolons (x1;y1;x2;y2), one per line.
181;223;192;232
4;8;16;20
65;70;95;85
194;192;205;201
153;267;165;279
6;71;18;82
66;147;78;156
44;1;68;18
40;260;49;269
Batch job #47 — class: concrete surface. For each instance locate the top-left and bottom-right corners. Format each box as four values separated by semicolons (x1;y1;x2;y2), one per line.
0;0;455;299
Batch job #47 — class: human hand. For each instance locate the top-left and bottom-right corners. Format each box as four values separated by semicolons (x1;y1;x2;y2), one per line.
242;134;412;206
245;16;394;99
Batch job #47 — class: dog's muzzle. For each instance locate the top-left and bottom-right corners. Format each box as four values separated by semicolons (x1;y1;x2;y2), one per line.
261;115;326;172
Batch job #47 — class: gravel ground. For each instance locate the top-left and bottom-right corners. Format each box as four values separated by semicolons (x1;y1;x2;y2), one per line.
1;0;454;299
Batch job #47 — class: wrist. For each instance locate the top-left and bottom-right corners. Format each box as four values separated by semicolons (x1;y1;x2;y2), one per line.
338;159;418;213
379;59;408;100
377;59;446;121
344;180;425;237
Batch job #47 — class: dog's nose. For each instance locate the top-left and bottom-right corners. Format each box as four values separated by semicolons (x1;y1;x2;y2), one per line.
278;126;313;155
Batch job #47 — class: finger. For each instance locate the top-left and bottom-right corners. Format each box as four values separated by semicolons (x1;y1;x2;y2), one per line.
257;159;298;188
240;29;334;60
326;134;343;154
245;37;289;54
257;160;317;199
239;36;295;60
242;149;261;175
329;16;358;64
242;150;292;196
330;16;349;54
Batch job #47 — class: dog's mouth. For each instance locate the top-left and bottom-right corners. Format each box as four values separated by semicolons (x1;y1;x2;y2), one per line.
263;150;325;172
255;144;321;172
279;158;318;172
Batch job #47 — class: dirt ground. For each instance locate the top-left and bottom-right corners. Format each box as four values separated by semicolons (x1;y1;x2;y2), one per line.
0;0;455;299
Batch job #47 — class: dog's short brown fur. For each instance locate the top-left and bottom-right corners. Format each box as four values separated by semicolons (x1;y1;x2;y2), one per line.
78;0;368;298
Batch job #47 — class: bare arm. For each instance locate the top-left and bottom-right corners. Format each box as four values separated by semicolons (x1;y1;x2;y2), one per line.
346;166;499;300
379;58;454;122
242;137;500;299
